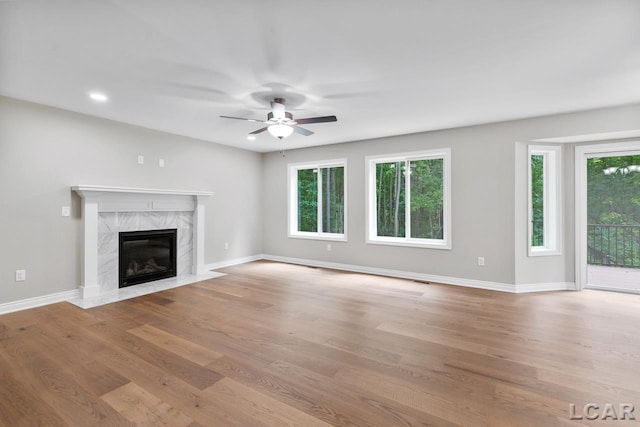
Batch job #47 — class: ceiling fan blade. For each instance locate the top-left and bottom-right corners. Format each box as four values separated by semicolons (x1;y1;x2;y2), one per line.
220;115;264;123
294;115;337;125
249;127;269;135
292;125;314;136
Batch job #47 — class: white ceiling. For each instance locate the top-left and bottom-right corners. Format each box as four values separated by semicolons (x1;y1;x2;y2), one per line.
1;0;639;153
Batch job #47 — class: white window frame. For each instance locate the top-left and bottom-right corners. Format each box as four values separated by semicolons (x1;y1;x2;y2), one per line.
528;144;562;256
288;159;347;241
366;149;451;249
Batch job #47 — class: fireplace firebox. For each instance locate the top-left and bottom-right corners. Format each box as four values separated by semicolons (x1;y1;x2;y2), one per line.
119;229;177;288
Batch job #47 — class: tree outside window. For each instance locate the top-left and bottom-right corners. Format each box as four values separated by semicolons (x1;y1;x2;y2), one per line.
528;145;561;256
367;150;450;249
289;160;346;240
530;154;544;247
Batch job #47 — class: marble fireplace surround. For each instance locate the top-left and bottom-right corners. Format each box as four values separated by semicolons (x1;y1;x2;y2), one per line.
72;185;218;307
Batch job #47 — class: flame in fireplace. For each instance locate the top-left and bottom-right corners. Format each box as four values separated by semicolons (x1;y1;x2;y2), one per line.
126;258;169;277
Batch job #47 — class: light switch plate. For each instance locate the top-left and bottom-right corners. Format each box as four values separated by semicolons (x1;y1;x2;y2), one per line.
61;206;71;217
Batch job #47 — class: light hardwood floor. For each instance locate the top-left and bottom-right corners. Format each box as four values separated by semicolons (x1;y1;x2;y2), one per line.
1;260;639;426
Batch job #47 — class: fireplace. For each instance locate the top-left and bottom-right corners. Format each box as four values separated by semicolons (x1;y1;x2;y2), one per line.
119;229;177;288
72;185;214;302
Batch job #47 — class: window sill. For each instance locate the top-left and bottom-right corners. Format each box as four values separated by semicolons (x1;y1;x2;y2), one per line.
366;237;451;250
288;233;347;242
529;247;562;257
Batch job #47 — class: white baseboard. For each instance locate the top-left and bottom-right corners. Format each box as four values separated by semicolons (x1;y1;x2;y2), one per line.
0;289;81;315
0;253;263;315
205;254;265;271
263;254;520;292
0;256;576;315
514;282;576;293
262;254;576;294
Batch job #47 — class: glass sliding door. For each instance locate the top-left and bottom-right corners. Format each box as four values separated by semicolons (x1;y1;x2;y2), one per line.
585;152;640;292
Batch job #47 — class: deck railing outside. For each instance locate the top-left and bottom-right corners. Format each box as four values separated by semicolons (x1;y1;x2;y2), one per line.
587;224;640;268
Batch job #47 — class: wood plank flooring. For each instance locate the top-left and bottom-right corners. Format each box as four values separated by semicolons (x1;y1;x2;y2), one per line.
1;260;640;426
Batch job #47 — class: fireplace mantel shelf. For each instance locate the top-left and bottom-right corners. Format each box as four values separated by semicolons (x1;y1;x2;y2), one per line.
72;185;214;197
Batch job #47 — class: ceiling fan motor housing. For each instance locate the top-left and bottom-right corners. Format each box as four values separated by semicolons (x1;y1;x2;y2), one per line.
267;111;293;122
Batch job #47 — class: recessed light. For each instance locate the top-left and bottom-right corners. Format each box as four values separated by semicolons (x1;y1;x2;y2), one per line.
89;92;108;102
247;135;256;141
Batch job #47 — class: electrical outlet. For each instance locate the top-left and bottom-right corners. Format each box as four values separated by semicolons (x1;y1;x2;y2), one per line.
327;244;332;252
15;270;26;281
478;256;485;266
137;155;144;165
159;158;165;168
61;206;71;217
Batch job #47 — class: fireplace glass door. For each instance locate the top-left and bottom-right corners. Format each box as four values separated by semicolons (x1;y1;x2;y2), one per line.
119;229;177;287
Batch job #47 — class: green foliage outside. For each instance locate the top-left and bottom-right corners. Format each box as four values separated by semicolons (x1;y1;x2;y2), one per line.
376;162;406;237
297;167;344;234
376;159;444;239
530;155;544;246
587;155;640;267
297;169;317;232
321;167;345;234
410;159;444;239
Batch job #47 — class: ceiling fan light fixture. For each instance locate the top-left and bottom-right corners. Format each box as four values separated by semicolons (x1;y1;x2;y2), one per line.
268;124;293;139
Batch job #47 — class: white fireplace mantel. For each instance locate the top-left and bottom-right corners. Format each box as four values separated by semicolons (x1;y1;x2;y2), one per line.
73;185;215;197
72;185;214;301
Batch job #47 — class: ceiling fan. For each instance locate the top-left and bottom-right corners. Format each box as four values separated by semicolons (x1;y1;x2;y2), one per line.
220;98;337;140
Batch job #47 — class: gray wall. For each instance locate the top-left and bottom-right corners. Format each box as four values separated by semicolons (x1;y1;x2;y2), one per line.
0;96;263;304
263;126;517;284
263;103;640;286
2;96;639;305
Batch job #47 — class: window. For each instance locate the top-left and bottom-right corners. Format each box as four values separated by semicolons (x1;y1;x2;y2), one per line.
288;159;346;240
366;149;451;249
528;145;562;255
